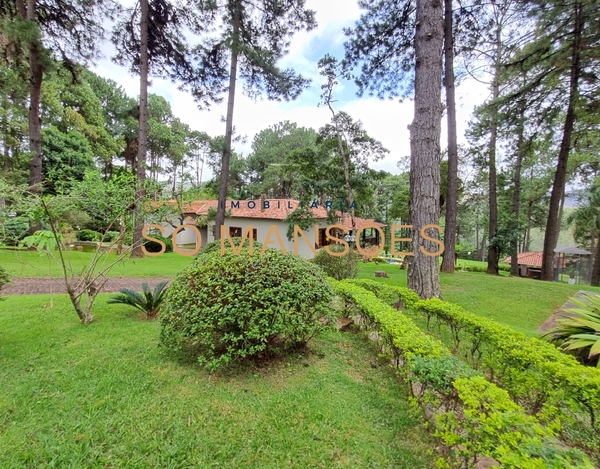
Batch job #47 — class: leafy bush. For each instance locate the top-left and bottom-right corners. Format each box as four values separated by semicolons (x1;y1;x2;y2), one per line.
371;257;387;265
144;234;173;253
366;280;600;461
77;229;102;242
330;279;593;468
108;281;169;319
0;216;29;246
160;248;333;370
104;231;120;242
411;355;477;394
0;266;10;300
543;292;600;367
312;244;360;280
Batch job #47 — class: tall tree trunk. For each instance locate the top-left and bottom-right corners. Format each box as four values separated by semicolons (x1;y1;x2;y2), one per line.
19;0;43;233
214;0;240;240
407;0;443;299
591;236;600;286
525;199;533;251
330;112;356;232
131;0;149;258
589;231;595;282
510;118;525;276
441;0;458;274
486;25;501;275
541;1;583;280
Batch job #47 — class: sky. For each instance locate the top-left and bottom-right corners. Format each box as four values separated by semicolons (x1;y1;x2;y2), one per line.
92;0;491;181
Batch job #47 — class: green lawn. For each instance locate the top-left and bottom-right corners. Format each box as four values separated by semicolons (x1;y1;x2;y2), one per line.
0;249;195;278
359;261;600;336
0;294;433;468
3;249;598;336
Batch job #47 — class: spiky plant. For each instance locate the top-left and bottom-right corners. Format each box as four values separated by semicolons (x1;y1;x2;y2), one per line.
107;281;169;319
542;293;600;367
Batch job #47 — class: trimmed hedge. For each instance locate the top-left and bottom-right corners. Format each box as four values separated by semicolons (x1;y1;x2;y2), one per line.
362;280;600;462
330;279;591;468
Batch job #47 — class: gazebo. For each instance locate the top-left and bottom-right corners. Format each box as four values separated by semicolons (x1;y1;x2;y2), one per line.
554;246;592;284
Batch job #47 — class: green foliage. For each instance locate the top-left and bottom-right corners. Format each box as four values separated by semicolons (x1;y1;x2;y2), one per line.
283;205;317;241
41;126;95;194
312;244;361;280
368;280;600;461
330;279;594;468
0;266;10;300
0;216;29;246
107;281;169;319
543;293;600;366
410;356;477;394
77;229;102;242
144;234;173;253
436;377;592;469
104;231;120;242
21;230;61;252
371;257;387;264
160;249;333;370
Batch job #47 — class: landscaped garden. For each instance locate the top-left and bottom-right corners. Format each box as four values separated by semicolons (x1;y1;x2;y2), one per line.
3;249;600;467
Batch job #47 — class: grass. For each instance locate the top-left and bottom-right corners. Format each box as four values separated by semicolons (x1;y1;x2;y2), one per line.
0;294;433;468
4;249;599;336
0;249;194;278
359;261;600;336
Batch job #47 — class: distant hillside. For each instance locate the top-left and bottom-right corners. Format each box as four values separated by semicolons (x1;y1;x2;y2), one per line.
528;207;579;252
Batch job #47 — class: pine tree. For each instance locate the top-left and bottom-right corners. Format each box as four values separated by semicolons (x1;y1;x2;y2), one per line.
190;0;316;239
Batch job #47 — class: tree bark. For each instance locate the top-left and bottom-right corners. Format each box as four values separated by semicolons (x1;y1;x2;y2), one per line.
440;0;458;274
20;0;43;233
510;118;525;276
486;25;501;275
541;1;583;280
591;235;600;286
131;0;149;258
525;199;533;252
214;0;240;240
407;0;444;299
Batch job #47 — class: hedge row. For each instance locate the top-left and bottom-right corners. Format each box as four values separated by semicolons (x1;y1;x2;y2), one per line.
330;279;591;468
351;278;600;461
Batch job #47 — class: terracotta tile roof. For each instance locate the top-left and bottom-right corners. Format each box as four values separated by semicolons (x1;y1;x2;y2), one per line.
180;199;385;230
503;252;543;266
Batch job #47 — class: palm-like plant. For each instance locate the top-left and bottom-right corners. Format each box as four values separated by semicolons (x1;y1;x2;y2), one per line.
543;293;600;367
107;281;169;319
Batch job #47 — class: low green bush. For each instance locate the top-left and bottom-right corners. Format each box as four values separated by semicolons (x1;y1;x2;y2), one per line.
312;244;360;280
77;229;102;242
0;266;10;299
329;279;591;468
366;280;600;462
104;231;120;242
160;248;333;370
144;234;173;253
371;257;387;265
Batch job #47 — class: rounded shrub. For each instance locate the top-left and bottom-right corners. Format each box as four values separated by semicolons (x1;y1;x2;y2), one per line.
312;244;361;280
160;247;333;370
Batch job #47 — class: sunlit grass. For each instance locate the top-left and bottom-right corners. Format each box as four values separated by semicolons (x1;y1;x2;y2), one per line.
0;249;194;278
359;261;600;336
0;294;433;468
